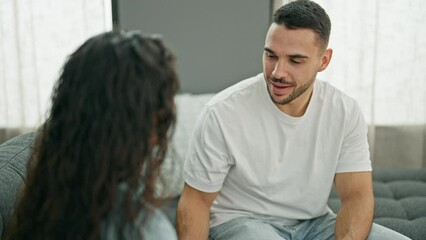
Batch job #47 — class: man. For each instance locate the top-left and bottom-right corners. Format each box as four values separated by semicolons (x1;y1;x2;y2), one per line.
177;1;410;239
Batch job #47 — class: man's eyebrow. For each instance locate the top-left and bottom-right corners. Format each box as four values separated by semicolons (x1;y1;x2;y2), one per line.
264;47;275;54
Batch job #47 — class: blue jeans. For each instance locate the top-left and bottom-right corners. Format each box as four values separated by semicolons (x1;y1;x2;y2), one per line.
209;212;411;240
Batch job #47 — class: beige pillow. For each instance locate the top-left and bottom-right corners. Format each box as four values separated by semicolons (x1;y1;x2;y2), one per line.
155;93;215;198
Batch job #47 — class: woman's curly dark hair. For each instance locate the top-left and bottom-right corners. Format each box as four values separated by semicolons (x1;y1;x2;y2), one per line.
5;31;179;240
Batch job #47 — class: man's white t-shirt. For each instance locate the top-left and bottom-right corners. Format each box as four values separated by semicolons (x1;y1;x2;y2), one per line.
183;73;371;227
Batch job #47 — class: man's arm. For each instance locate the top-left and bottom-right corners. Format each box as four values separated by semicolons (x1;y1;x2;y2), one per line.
177;183;218;240
334;171;374;240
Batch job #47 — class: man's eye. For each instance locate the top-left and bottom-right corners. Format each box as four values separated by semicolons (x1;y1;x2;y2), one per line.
265;53;277;59
290;59;302;64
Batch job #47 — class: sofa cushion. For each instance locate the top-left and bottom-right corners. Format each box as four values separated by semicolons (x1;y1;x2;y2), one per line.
0;132;35;238
328;169;426;240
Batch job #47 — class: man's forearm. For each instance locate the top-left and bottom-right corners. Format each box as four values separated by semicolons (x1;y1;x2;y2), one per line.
334;194;374;240
176;200;211;240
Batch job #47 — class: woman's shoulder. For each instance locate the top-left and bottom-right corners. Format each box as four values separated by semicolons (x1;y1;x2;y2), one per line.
137;208;177;240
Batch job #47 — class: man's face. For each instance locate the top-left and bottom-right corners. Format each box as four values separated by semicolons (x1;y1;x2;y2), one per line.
262;23;331;112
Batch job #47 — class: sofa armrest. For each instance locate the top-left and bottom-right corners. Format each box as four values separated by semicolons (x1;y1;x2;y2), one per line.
0;132;36;238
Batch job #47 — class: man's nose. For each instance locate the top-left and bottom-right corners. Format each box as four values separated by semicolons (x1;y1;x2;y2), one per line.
272;60;289;80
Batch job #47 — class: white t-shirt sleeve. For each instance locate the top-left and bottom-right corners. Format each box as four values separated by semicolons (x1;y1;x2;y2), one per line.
336;103;372;173
183;107;231;193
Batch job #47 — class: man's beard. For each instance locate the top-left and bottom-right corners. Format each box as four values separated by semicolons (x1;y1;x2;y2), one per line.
268;77;315;105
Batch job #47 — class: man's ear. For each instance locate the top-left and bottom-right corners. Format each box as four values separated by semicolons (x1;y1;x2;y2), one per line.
319;48;333;72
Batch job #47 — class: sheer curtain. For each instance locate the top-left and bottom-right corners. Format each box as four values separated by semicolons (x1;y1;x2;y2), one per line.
276;0;426;169
0;0;112;143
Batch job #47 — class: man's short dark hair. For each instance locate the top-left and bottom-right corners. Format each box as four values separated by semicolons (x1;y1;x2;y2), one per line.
273;0;331;49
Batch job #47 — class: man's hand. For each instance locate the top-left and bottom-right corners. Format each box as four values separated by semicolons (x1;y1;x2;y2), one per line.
177;183;218;240
334;171;374;240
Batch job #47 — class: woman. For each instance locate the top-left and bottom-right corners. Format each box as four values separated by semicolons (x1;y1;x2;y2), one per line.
5;31;179;239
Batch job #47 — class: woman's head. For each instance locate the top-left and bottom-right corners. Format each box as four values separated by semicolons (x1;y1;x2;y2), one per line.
49;30;179;189
6;31;179;239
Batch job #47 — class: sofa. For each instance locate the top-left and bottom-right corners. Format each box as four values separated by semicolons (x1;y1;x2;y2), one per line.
1;93;426;239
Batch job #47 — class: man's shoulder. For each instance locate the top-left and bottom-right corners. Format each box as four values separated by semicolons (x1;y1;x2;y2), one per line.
206;73;263;108
314;81;365;126
316;80;359;108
